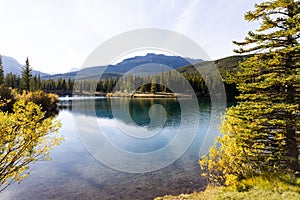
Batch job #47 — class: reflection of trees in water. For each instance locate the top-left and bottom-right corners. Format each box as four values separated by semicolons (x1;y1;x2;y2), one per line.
63;98;211;128
0;100;62;192
68;98;181;127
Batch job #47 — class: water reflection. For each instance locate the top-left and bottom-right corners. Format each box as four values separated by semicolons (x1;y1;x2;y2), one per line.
0;97;222;200
74;97;203;173
67;98;182;127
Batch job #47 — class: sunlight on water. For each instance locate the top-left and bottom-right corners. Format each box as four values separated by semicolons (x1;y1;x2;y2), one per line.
1;98;223;200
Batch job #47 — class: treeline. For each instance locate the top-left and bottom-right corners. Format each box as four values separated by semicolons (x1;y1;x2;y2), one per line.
1;57;41;92
51;72;233;97
1;61;75;95
0;56;58;114
0;56;74;95
71;70;221;96
0;55;237;97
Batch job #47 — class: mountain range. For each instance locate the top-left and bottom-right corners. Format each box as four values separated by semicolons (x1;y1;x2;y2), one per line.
1;54;203;80
1;56;49;77
1;53;247;81
41;53;203;80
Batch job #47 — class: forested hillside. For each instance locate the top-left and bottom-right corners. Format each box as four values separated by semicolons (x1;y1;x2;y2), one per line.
1;54;247;96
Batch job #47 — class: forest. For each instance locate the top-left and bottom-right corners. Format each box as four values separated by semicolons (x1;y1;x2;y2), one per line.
0;56;240;97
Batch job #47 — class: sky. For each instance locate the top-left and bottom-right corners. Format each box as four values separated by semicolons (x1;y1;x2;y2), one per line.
0;0;264;74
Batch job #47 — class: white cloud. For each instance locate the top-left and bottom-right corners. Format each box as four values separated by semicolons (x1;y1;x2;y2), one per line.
0;0;264;73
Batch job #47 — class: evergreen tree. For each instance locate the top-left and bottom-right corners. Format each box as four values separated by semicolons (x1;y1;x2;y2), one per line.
67;78;73;93
0;55;4;85
200;0;300;184
150;77;156;94
5;73;20;89
160;68;164;92
140;84;146;93
36;74;41;90
20;57;32;91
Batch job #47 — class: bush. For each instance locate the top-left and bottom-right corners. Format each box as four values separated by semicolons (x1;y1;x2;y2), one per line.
0;86;18;112
198;117;253;186
0;88;59;116
20;90;59;112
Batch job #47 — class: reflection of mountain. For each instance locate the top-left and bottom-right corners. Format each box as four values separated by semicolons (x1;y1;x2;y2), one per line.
62;98;209;127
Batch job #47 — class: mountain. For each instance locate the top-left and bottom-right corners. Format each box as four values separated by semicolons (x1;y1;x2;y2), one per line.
105;53;203;73
70;67;80;72
1;55;49;77
177;55;251;79
42;53;203;80
1;54;249;82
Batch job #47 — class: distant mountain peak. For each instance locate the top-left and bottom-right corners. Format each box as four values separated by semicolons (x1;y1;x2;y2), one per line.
1;55;49;77
42;53;204;80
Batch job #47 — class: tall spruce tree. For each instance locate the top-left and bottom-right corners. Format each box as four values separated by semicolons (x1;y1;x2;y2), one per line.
20;57;32;91
200;0;300;184
150;77;157;94
0;55;4;85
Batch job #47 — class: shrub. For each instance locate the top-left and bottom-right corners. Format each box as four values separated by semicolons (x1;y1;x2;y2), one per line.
0;86;18;112
19;90;59;112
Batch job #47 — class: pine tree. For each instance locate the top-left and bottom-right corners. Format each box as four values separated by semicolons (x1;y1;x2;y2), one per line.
150;77;157;94
20;57;32;91
232;0;300;173
200;0;300;184
160;68;164;92
140;84;146;93
0;55;4;85
67;78;73;93
36;74;41;90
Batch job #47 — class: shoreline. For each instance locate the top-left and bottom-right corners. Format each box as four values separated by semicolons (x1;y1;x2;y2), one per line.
107;92;193;98
58;92;197;99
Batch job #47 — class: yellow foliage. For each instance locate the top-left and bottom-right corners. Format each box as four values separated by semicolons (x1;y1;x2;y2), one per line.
19;90;59;112
199;117;253;186
0;99;62;192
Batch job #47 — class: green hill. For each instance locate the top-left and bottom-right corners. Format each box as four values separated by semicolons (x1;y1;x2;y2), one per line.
176;55;251;97
177;55;250;81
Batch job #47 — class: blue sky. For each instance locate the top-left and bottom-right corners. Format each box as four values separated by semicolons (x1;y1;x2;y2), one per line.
0;0;263;74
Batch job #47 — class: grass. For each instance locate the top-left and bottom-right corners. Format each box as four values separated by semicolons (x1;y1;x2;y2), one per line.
155;175;300;200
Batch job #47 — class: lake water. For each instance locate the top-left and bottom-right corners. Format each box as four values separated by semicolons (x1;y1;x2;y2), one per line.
1;97;225;200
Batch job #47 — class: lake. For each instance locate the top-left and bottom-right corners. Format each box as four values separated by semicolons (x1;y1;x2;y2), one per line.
1;97;225;200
